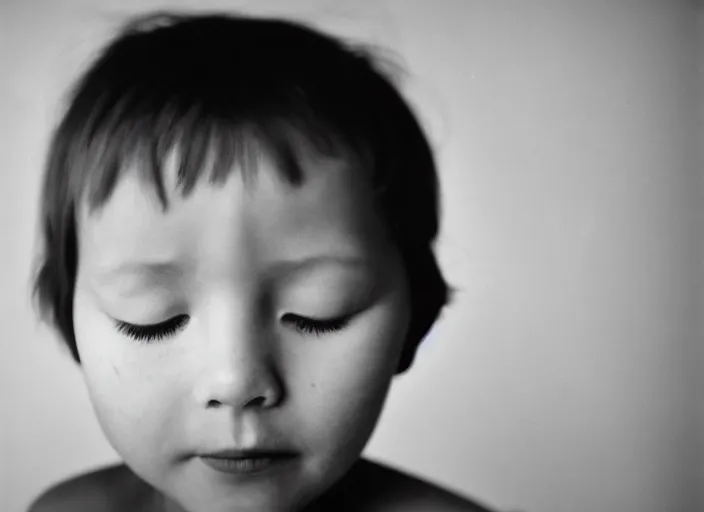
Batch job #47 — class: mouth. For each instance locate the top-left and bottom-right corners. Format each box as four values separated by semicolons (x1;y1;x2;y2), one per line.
198;449;299;476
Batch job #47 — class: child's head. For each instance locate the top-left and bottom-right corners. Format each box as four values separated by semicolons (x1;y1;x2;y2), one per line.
32;11;451;512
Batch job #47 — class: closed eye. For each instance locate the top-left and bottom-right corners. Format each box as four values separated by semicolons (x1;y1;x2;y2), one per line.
284;314;350;336
114;313;350;343
114;315;190;343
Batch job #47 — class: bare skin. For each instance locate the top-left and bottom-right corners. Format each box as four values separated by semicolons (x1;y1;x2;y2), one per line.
28;458;493;512
32;152;493;512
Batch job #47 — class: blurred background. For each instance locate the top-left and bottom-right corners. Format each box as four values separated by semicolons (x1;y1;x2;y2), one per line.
1;1;702;511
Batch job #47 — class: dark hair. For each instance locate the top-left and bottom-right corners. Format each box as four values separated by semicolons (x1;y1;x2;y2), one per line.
31;11;453;373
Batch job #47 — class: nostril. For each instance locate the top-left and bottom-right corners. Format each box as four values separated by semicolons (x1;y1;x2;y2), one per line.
205;396;268;409
246;396;267;408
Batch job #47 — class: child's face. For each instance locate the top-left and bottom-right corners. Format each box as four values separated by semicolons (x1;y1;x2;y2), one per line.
72;149;410;512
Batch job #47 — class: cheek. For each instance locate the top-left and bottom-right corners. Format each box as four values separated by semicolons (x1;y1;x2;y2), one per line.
73;291;186;460
292;296;409;447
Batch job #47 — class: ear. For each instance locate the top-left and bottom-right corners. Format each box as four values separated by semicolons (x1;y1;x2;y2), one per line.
394;332;423;375
392;246;449;375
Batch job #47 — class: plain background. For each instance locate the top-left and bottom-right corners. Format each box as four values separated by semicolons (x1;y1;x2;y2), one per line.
1;1;702;511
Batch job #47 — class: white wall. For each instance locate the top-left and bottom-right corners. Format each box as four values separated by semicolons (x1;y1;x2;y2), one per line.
1;1;701;512
697;2;704;509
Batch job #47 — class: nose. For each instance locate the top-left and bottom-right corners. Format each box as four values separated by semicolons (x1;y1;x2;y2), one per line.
193;308;284;411
200;355;283;410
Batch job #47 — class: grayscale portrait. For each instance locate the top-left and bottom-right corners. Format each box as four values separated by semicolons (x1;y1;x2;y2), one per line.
1;2;702;512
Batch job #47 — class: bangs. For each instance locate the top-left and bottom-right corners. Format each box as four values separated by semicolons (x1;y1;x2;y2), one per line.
56;12;383;215
69;98;364;214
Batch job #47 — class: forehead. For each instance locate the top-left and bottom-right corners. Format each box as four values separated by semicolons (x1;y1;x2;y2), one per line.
76;151;392;280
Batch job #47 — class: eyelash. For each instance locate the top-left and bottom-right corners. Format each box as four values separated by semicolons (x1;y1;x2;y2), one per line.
114;315;190;343
114;314;349;343
287;315;349;336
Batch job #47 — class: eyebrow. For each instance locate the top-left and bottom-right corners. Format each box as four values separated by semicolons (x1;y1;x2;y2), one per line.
266;255;371;278
93;261;186;283
93;254;370;284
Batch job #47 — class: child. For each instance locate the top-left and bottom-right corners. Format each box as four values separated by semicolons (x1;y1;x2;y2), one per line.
29;10;492;512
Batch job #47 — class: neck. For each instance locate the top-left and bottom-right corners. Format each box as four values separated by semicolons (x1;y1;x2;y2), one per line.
301;458;370;512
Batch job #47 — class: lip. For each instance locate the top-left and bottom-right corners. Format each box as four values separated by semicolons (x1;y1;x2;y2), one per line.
198;449;299;476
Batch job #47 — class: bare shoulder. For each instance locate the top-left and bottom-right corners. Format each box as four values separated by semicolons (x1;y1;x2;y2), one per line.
27;464;154;512
355;458;496;512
